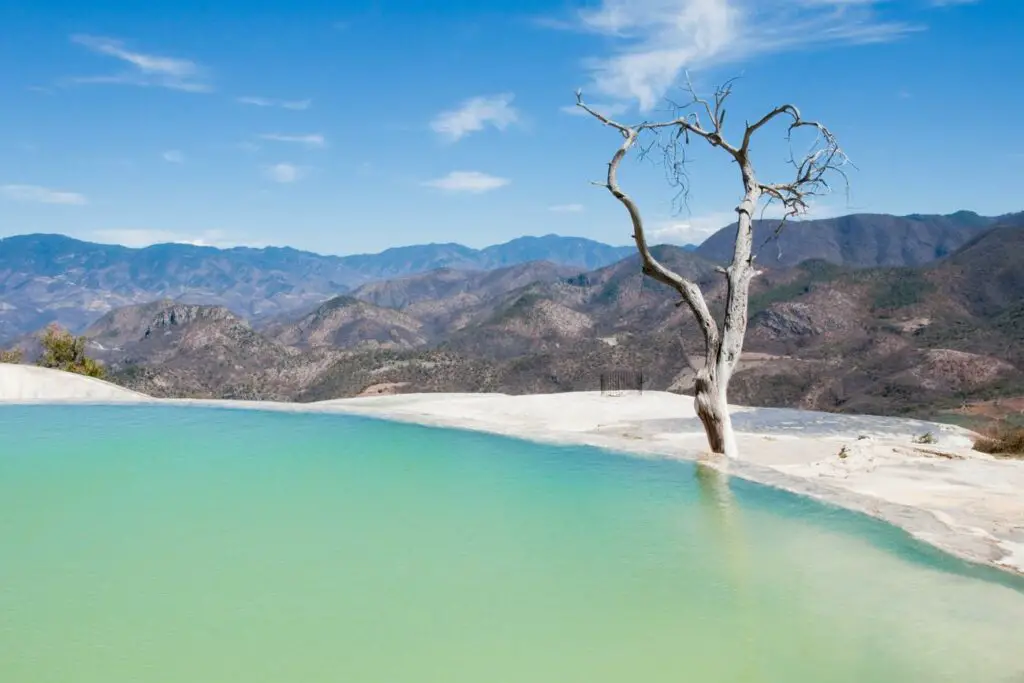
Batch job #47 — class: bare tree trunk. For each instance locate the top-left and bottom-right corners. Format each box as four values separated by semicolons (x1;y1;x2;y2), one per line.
693;348;738;458
694;375;735;457
693;184;758;458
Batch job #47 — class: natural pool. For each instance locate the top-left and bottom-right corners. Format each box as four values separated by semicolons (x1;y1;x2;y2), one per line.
1;404;1023;682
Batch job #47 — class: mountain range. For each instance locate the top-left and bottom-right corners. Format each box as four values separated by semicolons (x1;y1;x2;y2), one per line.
693;210;1017;267
0;233;632;343
3;209;1023;427
2;210;1017;345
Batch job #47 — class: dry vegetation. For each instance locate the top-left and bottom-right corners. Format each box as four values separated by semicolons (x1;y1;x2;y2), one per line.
0;348;23;364
973;424;1024;458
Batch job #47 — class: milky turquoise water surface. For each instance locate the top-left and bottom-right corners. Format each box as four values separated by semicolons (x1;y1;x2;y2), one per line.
2;405;1023;682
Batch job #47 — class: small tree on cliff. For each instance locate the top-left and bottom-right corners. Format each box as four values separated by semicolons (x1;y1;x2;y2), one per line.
37;324;106;379
577;81;848;457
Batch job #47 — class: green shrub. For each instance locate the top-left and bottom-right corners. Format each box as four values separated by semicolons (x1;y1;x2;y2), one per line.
36;324;106;379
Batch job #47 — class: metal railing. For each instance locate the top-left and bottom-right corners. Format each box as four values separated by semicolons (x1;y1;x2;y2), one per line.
599;369;644;396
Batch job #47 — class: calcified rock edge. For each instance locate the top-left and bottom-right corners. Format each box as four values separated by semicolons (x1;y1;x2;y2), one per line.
2;365;1022;576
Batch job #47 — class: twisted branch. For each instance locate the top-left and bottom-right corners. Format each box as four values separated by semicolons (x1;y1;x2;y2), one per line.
577;80;850;260
575;90;721;354
755;108;850;219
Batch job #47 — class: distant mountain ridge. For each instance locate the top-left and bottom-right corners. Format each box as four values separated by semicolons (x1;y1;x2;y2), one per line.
2;210;1019;344
695;211;1023;267
340;235;634;279
0;232;632;343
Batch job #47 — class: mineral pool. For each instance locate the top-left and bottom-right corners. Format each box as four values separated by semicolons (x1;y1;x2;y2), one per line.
1;404;1023;682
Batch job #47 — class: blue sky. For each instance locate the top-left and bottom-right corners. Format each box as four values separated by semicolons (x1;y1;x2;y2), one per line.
1;0;1021;254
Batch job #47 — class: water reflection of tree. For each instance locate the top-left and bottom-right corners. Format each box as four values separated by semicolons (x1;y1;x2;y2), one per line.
693;463;743;551
693;462;757;677
694;464;869;679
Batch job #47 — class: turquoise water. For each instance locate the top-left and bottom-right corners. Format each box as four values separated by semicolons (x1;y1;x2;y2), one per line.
1;405;1023;682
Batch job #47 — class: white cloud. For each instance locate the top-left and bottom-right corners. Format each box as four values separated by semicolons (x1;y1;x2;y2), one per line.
649;201;846;244
162;150;185;163
430;93;519;142
422;171;510;194
69;34;210;92
258;133;326;148
237;96;311;110
1;184;87;205
90;229;244;248
263;163;304;183
554;0;921;110
549;203;585;212
649;211;737;244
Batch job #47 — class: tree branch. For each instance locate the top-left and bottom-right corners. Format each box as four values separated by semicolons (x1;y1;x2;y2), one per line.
657;74;742;158
575;92;632;136
576;92;721;353
749;107;851;222
740;104;799;152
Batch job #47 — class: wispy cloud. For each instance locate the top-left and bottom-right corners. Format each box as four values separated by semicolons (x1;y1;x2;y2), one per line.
1;184;87;205
263;163;304;183
90;228;245;248
422;171;510;193
68;34;211;92
258;133;326;148
649;201;845;245
649;211;737;245
162;150;185;164
430;93;519;142
549;203;585;212
549;0;922;110
237;96;312;110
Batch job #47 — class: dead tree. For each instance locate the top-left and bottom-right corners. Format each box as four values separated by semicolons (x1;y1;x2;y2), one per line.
577;81;848;457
